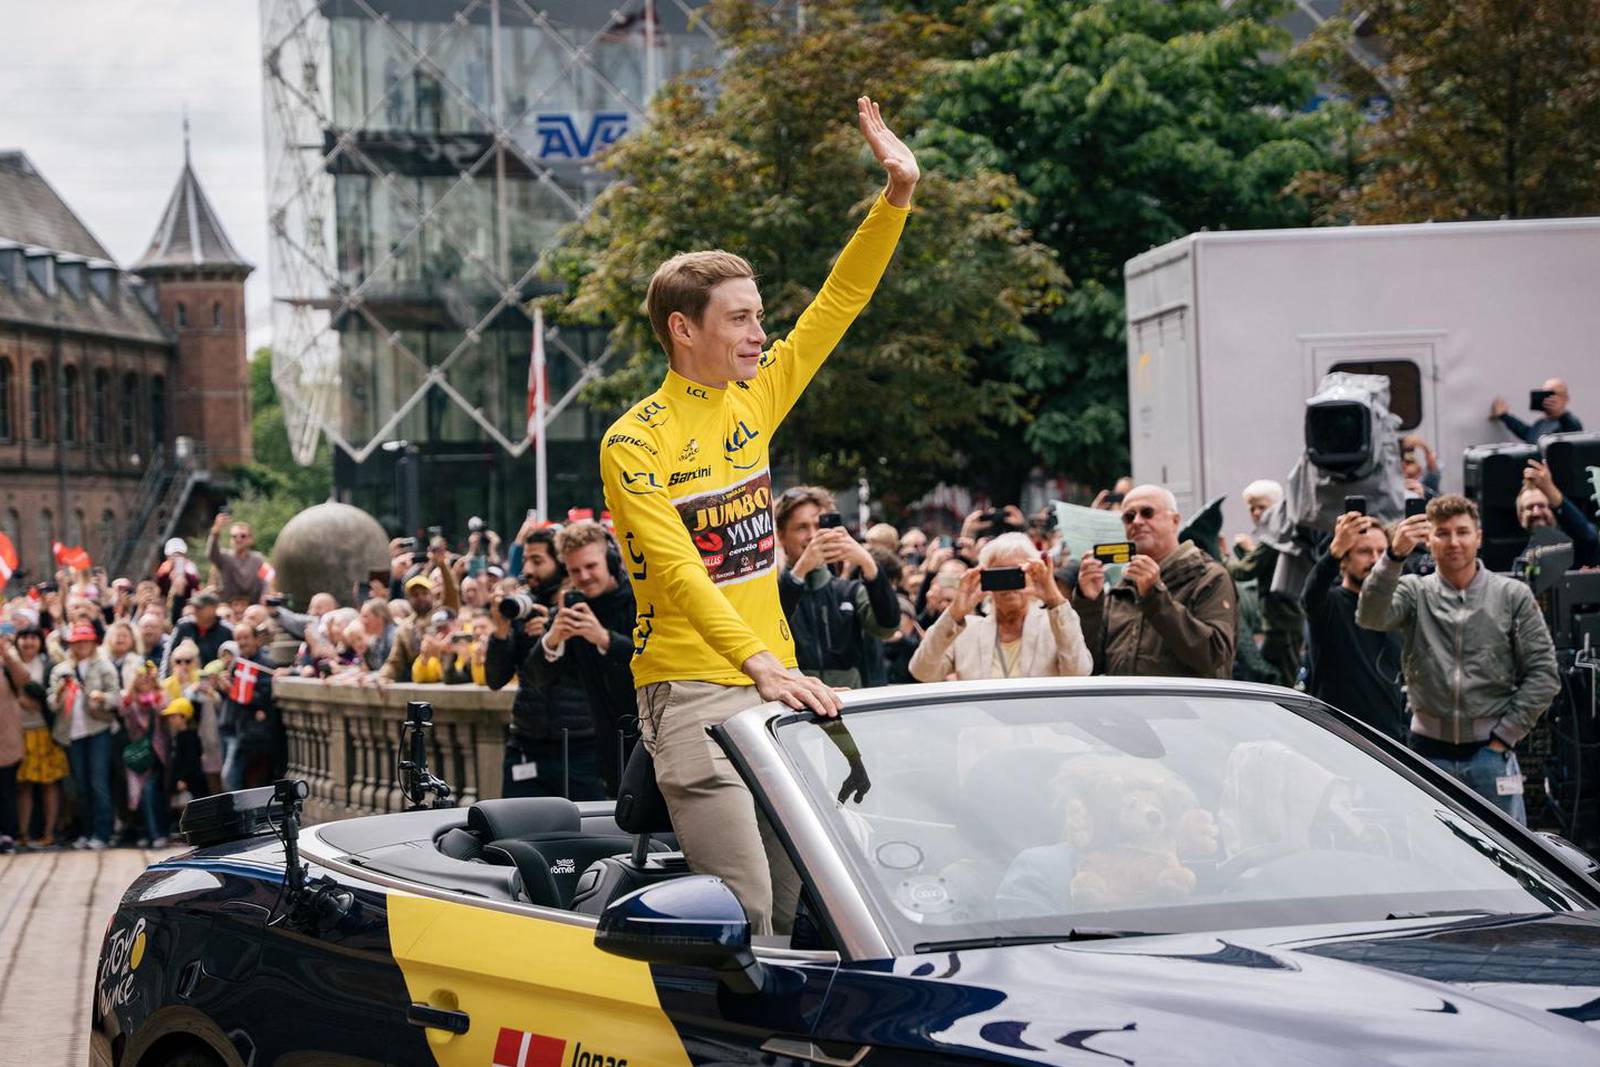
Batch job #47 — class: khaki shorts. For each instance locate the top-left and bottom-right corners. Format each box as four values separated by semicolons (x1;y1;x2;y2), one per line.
636;680;799;936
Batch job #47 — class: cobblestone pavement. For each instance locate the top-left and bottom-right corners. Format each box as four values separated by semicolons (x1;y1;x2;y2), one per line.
0;847;178;1067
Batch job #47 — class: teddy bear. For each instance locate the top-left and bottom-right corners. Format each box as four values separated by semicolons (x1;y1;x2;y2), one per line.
1054;756;1218;910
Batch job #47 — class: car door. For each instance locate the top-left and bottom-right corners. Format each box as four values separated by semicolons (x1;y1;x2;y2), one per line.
387;893;840;1067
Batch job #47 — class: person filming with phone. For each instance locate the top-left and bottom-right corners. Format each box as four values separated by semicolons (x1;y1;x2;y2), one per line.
776;487;899;689
1490;379;1582;444
910;533;1091;682
1072;485;1238;678
517;521;638;798
1356;494;1559;824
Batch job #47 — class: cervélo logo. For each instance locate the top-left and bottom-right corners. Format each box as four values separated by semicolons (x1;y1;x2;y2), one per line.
493;1028;629;1067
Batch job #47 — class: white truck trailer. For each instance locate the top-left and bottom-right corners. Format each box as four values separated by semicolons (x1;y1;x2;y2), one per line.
1122;217;1600;521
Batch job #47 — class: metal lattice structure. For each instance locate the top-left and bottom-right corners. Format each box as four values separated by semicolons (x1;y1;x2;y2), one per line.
260;0;723;467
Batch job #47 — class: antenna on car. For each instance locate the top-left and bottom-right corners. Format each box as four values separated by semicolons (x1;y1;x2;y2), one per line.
399;701;454;810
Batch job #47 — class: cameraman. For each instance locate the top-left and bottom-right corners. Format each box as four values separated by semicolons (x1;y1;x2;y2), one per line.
486;530;604;799
775;487;899;688
520;522;638;797
1515;459;1599;568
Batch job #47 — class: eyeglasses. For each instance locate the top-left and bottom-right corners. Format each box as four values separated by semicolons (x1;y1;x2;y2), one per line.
1120;506;1161;524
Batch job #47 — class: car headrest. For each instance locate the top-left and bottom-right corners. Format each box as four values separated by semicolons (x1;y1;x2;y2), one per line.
468;797;581;841
614;745;674;835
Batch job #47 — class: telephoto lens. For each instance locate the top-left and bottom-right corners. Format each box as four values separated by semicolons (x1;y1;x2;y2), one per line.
498;591;537;620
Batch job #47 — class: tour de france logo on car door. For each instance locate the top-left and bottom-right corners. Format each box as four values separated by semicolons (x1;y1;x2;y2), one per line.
673;470;775;585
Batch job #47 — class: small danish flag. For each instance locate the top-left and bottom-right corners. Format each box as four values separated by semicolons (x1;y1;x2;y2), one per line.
493;1027;566;1067
229;659;261;704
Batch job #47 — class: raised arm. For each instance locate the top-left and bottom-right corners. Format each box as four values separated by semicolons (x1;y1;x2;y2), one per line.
752;98;917;429
1357;516;1427;632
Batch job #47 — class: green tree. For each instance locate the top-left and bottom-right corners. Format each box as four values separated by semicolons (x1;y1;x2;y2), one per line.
1295;0;1600;223
224;348;333;555
541;0;1064;509
924;0;1337;490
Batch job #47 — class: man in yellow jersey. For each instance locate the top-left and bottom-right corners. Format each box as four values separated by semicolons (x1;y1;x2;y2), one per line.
600;96;918;934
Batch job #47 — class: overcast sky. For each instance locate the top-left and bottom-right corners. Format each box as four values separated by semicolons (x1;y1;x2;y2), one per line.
0;0;273;354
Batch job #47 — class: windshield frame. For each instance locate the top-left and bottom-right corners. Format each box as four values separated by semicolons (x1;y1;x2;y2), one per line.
754;679;1598;957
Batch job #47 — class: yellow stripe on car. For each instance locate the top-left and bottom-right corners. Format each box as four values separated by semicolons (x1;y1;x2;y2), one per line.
388;894;693;1067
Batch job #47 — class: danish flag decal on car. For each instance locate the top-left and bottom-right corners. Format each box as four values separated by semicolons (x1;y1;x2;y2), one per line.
493;1028;566;1067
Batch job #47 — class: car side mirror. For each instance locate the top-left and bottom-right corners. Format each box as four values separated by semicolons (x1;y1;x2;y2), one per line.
595;875;766;994
1536;831;1600;876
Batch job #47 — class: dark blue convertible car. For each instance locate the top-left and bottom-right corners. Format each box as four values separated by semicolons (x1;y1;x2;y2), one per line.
92;678;1600;1066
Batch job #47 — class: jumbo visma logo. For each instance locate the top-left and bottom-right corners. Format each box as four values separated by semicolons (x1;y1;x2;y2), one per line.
724;419;762;470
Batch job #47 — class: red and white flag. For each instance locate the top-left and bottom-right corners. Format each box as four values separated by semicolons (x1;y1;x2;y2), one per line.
230;659;261;704
257;560;276;588
493;1028;566;1067
53;542;91;571
526;306;548;441
0;532;16;583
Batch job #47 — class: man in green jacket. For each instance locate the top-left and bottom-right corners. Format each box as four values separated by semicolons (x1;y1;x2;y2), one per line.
1073;485;1238;678
1357;494;1559;824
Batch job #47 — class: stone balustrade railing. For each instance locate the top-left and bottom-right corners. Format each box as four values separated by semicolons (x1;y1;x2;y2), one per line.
274;677;513;825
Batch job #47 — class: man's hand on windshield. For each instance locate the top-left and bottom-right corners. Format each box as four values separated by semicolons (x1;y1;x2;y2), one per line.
743;651;841;717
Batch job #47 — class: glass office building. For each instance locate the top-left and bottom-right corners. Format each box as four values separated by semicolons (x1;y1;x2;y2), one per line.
261;0;719;534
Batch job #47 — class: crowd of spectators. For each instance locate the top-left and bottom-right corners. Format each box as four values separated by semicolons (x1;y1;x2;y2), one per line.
0;385;1591;847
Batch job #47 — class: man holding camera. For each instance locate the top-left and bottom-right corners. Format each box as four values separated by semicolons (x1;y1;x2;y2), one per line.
1357;494;1559;823
909;533;1091;682
1301;511;1404;738
599;97;915;934
1072;485;1238;678
1514;458;1599;568
510;521;639;797
775;487;899;689
1491;379;1583;444
486;538;605;800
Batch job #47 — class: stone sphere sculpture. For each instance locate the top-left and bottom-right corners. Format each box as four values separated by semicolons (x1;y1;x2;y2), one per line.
271;502;390;609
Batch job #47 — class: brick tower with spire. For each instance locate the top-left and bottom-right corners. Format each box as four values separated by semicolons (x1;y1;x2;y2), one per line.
133;123;253;465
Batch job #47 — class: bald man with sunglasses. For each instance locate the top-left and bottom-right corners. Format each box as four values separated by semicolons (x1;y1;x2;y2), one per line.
1071;484;1239;678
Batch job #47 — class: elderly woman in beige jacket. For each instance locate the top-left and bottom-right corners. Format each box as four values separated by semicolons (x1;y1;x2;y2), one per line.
909;533;1093;682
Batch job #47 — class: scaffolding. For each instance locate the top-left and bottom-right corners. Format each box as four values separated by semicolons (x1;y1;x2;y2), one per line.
259;0;722;468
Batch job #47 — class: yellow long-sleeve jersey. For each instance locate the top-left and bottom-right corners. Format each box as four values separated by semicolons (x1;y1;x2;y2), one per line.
600;193;909;687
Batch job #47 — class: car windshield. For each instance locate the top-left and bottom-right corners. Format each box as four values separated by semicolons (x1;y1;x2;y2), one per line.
772;693;1585;951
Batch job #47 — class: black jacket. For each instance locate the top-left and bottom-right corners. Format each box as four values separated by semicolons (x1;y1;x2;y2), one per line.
1300;549;1405;738
779;564;899;688
522;579;638;792
485;602;594;747
160;618;234;677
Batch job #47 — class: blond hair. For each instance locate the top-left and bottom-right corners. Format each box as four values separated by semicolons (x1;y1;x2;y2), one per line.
645;250;756;359
555;520;610;559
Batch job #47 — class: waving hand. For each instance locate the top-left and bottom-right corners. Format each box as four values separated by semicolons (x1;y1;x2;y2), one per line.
858;96;919;207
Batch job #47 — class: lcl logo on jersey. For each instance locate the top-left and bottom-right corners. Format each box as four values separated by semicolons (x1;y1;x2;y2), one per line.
620;471;662;495
724;420;762;470
634;400;668;428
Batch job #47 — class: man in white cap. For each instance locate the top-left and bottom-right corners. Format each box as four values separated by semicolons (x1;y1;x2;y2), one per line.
154;538;201;621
